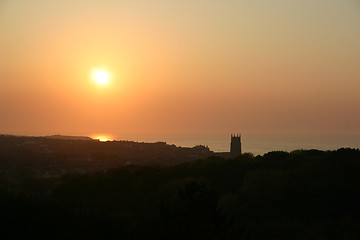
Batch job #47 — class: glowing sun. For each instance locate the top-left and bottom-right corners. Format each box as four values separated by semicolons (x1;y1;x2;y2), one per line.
92;69;110;85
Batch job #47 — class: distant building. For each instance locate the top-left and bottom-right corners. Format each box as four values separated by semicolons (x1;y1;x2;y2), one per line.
230;134;242;157
214;134;242;158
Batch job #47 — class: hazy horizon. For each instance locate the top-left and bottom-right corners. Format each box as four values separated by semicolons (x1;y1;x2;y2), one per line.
2;131;359;156
1;0;360;143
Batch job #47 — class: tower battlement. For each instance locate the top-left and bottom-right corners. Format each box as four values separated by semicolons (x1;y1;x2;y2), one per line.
230;134;242;157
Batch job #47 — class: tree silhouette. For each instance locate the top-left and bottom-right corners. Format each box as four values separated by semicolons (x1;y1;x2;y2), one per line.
160;182;230;240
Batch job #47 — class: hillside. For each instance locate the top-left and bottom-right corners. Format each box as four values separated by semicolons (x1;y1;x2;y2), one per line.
0;134;213;179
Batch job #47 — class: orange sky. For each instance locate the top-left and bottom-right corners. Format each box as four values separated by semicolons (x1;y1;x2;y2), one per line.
0;0;359;138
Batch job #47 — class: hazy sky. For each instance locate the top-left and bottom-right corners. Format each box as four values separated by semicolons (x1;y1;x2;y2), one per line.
1;0;359;138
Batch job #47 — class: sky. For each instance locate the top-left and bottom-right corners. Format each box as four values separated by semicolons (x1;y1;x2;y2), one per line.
0;0;359;140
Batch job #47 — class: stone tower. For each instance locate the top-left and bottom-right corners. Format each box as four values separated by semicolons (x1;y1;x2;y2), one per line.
230;134;242;157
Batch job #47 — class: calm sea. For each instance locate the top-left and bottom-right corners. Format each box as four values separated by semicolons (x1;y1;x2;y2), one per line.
115;133;360;156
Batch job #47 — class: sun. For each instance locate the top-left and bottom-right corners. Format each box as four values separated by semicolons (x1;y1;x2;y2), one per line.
92;69;110;85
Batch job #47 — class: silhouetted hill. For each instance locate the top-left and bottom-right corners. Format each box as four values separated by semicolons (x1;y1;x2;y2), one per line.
45;135;93;141
0;134;214;179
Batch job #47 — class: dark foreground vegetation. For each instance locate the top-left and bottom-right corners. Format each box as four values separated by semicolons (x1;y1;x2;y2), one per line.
1;148;360;239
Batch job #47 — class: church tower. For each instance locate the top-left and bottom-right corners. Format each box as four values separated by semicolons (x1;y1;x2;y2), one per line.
230;134;242;157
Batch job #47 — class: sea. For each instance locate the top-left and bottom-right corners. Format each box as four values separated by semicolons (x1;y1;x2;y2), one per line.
115;133;360;156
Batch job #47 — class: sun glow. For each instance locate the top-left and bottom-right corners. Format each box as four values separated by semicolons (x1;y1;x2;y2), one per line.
92;69;110;85
92;135;112;142
98;138;109;142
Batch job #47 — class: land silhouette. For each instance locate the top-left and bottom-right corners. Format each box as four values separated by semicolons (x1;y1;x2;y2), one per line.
0;134;359;239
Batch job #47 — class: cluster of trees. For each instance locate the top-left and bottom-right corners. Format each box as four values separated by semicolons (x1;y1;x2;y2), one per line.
1;148;360;239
